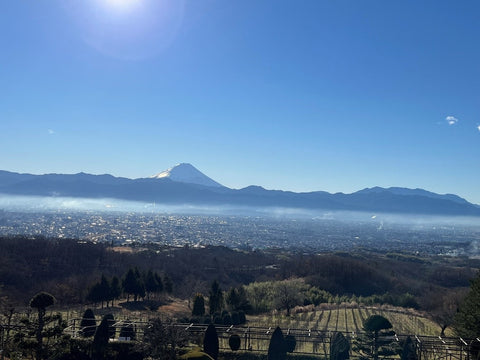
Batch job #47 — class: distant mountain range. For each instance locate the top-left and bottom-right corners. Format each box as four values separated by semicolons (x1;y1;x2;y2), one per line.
1;163;479;216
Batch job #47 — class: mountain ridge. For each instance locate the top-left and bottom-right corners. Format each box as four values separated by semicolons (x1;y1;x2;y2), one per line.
0;166;478;216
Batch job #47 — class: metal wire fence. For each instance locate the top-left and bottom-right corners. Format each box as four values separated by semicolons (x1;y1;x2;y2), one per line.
60;319;480;360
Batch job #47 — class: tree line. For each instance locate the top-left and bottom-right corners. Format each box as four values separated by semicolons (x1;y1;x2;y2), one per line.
86;268;173;307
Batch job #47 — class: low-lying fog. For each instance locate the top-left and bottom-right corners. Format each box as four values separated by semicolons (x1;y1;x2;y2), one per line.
1;194;479;227
1;194;479;256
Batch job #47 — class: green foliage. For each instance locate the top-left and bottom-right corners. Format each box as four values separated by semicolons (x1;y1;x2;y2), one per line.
79;308;96;338
223;313;232;325
454;272;480;338
164;274;173;293
209;280;223;315
304;287;332;306
229;334;241;351
181;349;214;359
87;274;123;307
238;310;246;324
144;270;164;299
30;292;55;312
244;280;306;314
401;336;418;360
285;334;297;353
363;315;393;332
231;311;240;325
354;315;399;360
87;283;104;305
92;315;111;359
203;324;219;360
110;276;122;303
192;293;206;317
140;318;188;360
14;310;66;360
330;332;349;360
29;291;56;360
225;287;252;312
267;326;286;360
122;267;145;302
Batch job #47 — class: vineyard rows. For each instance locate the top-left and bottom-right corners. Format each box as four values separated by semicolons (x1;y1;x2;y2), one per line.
247;305;449;337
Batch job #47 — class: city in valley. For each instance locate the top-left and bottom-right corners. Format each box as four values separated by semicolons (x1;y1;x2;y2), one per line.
1;208;479;256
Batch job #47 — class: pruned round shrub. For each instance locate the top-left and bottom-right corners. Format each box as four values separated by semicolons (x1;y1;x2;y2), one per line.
229;334;241;351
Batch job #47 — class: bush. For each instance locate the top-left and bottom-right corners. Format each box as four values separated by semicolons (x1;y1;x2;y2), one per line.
223;313;232;325
231;311;240;325
229;334;241;351
285;334;296;353
181;349;214;359
238;311;246;324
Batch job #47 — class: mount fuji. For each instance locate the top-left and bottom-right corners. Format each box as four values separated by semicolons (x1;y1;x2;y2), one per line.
149;163;224;188
0;164;479;216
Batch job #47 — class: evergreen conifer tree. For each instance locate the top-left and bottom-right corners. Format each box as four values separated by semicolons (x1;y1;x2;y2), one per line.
109;276;122;306
401;336;418;360
29;292;56;360
80;308;96;338
353;315;399;360
268;326;286;360
92;315;110;360
145;270;158;300
203;324;219;360
209;281;223;315
330;332;350;360
192;293;206;317
454;272;480;338
164;274;173;294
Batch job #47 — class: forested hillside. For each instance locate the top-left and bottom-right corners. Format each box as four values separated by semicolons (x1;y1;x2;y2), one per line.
0;235;477;315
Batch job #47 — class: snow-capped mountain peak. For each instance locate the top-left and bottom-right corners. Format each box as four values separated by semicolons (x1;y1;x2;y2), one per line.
150;163;224;188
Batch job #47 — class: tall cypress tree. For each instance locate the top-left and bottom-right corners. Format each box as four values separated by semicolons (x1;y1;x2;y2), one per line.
268;327;286;360
99;275;110;308
92;315;110;360
209;280;223;315
122;268;137;302
401;336;418;360
109;276;122;306
203;324;219;360
192;293;206;317
145;270;158;300
80;308;97;338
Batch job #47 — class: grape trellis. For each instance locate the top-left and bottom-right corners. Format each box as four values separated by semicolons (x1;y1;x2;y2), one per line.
59;315;480;360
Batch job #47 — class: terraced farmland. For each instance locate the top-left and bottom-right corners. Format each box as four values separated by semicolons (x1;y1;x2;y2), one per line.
247;305;451;337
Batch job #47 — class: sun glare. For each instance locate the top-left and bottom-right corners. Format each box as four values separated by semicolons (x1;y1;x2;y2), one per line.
104;0;140;11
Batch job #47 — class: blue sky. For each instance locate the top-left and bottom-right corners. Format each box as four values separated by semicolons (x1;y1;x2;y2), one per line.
1;1;480;203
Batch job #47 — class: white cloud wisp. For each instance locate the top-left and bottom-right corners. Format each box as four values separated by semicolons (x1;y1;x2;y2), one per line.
446;116;459;125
